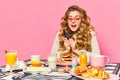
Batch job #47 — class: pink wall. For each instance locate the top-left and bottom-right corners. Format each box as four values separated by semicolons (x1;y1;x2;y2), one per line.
0;0;120;66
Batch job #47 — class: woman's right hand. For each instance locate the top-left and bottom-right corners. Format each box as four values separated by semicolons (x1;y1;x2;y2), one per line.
63;38;71;50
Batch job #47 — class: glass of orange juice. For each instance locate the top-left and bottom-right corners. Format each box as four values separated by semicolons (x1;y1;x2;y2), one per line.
5;50;17;73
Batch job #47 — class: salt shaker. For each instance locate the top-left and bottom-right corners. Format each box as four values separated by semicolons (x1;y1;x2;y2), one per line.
72;57;77;69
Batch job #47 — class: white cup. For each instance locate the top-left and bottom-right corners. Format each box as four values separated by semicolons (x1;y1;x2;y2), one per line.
48;54;56;70
90;55;109;67
31;55;40;61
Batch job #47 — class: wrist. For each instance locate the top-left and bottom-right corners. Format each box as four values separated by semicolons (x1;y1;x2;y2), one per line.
72;49;81;56
66;46;71;50
72;48;75;52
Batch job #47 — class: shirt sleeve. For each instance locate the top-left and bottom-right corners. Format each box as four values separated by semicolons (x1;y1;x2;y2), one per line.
50;31;61;58
86;31;100;62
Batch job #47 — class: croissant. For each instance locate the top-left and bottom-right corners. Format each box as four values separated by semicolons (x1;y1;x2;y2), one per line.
84;67;109;79
74;66;88;76
74;66;110;79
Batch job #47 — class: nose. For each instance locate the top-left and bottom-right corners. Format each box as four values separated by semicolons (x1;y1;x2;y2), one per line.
71;19;75;23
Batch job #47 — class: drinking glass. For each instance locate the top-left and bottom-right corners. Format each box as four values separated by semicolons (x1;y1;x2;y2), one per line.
48;54;57;70
5;50;17;74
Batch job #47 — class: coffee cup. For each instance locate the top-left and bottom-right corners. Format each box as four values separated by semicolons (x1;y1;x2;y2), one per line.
90;55;109;67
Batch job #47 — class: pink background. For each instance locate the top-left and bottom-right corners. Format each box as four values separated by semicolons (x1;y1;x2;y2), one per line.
0;0;120;66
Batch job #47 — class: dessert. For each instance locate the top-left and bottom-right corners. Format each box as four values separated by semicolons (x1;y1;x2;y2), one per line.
60;52;72;63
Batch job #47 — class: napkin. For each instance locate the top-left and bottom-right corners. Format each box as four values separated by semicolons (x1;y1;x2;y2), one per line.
13;61;26;70
4;64;11;71
4;61;26;72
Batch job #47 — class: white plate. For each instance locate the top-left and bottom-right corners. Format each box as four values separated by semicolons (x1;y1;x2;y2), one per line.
56;62;71;66
45;72;72;79
24;67;51;74
70;70;119;80
45;72;71;76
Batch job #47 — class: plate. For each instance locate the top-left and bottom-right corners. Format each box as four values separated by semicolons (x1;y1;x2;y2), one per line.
57;62;71;66
45;72;72;79
45;72;71;76
56;61;72;66
56;59;72;66
70;70;119;80
24;66;52;74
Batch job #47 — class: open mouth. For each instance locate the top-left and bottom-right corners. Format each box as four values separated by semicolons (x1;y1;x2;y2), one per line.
71;24;76;27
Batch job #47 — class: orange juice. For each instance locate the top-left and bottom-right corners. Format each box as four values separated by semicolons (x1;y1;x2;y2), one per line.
79;50;87;67
5;53;17;66
31;61;42;67
30;55;41;67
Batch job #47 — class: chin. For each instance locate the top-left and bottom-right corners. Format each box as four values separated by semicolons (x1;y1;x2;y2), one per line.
71;28;78;32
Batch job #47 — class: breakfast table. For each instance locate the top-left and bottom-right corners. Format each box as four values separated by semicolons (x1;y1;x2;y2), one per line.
0;59;120;80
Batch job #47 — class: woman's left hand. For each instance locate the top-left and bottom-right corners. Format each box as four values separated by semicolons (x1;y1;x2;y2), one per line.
69;38;76;50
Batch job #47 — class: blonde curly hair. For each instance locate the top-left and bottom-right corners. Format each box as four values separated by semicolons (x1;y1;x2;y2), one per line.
58;5;95;52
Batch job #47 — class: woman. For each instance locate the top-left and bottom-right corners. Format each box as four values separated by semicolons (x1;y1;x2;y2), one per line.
51;5;100;62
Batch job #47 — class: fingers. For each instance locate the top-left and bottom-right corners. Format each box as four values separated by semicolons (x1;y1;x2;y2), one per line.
63;38;70;49
63;38;75;50
63;38;69;44
69;38;75;49
63;38;68;41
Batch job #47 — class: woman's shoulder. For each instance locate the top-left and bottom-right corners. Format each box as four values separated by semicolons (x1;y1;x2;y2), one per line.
90;30;97;37
54;30;61;38
55;30;60;35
